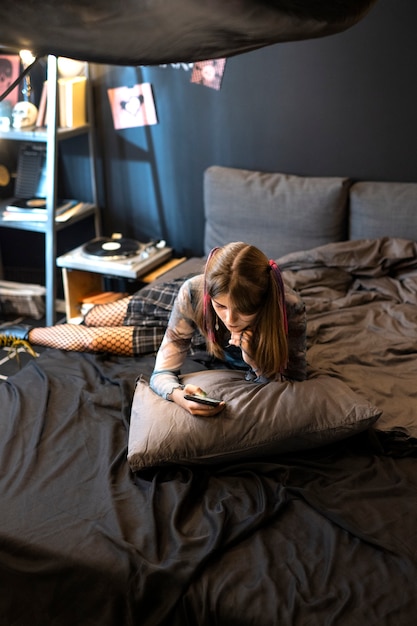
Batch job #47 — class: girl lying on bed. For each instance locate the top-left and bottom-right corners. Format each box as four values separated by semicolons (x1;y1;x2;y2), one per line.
3;242;306;414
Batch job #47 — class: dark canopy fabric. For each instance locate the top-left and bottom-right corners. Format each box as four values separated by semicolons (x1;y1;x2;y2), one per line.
0;0;378;65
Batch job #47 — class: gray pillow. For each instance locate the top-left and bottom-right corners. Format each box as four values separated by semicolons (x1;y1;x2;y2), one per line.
350;181;417;241
203;166;350;258
128;370;381;470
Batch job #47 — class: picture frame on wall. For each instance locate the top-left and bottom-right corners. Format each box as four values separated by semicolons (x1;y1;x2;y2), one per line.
0;54;21;106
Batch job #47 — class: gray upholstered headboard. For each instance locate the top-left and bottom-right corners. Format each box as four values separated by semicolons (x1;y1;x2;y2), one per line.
349;181;417;241
203;166;417;257
203;166;350;258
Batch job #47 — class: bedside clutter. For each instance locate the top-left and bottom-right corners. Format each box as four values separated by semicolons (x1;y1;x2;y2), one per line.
0;279;46;320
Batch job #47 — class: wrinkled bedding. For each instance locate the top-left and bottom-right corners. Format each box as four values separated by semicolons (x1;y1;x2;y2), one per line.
0;237;416;625
279;237;417;440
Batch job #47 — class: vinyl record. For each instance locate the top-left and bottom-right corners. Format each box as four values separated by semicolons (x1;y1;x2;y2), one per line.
83;237;141;260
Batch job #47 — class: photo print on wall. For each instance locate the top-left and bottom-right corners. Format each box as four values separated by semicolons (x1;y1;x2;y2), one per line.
191;59;226;90
107;83;158;129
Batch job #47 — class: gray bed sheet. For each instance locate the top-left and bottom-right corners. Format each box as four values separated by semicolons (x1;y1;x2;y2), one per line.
279;236;417;439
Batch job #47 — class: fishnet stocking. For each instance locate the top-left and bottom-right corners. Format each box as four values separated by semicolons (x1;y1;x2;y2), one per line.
29;324;135;356
84;296;131;327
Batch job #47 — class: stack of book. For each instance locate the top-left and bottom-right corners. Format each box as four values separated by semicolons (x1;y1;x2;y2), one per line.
36;76;87;128
1;198;93;223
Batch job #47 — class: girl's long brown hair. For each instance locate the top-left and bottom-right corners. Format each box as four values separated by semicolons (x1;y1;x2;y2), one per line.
195;242;288;379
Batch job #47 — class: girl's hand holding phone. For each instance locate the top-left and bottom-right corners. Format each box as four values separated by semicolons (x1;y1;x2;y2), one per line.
171;384;225;416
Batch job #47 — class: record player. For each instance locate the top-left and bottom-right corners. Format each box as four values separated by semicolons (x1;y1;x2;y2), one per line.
57;234;173;280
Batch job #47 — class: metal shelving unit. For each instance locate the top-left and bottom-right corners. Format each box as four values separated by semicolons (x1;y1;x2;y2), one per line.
0;55;101;325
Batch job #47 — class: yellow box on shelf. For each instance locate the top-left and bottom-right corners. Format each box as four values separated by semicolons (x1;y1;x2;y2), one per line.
58;76;87;128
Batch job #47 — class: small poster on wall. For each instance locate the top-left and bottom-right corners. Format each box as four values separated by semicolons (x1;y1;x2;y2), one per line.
107;83;158;130
0;54;21;105
191;59;226;90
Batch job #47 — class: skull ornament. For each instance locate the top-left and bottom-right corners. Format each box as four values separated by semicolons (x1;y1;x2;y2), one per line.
12;101;38;129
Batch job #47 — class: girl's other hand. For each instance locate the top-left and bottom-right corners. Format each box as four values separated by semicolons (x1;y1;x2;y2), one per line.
229;329;258;369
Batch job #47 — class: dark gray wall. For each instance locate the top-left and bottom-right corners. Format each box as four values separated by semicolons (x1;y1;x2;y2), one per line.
90;0;417;257
1;0;416;282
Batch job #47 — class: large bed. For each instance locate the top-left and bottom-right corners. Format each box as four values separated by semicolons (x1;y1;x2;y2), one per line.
1;165;416;625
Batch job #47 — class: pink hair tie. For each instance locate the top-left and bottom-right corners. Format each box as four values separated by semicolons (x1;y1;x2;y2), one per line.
268;259;288;333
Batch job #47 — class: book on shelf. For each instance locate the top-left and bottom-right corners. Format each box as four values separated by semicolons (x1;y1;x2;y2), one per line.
35;81;48;127
58;76;87;128
55;202;93;222
1;201;93;223
6;197;78;213
14;144;47;199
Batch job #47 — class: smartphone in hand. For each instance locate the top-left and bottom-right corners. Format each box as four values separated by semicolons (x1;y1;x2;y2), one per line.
183;394;222;407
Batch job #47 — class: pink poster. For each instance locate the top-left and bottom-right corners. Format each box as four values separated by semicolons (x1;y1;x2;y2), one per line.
0;54;21;106
107;83;158;130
